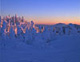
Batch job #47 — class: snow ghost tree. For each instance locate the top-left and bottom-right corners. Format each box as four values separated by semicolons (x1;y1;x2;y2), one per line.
0;15;80;45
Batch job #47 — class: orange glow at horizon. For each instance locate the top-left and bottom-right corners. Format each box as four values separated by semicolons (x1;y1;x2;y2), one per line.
25;16;80;25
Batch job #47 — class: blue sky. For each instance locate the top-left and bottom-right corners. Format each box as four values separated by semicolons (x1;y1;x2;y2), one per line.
0;0;80;24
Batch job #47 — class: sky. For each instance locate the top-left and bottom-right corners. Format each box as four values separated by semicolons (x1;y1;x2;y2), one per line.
0;0;80;24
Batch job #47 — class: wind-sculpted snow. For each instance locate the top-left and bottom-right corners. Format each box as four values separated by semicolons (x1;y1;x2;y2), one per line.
0;15;80;62
0;15;80;44
0;15;80;45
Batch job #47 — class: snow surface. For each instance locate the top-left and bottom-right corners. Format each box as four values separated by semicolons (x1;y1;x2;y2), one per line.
0;35;80;62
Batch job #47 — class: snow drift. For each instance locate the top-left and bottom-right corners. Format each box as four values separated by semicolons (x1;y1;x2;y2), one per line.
0;15;80;62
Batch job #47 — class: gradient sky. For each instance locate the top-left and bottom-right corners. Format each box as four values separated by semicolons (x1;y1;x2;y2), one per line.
0;0;80;24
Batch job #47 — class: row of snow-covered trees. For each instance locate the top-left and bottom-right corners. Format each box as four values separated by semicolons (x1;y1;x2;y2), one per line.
0;15;80;44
